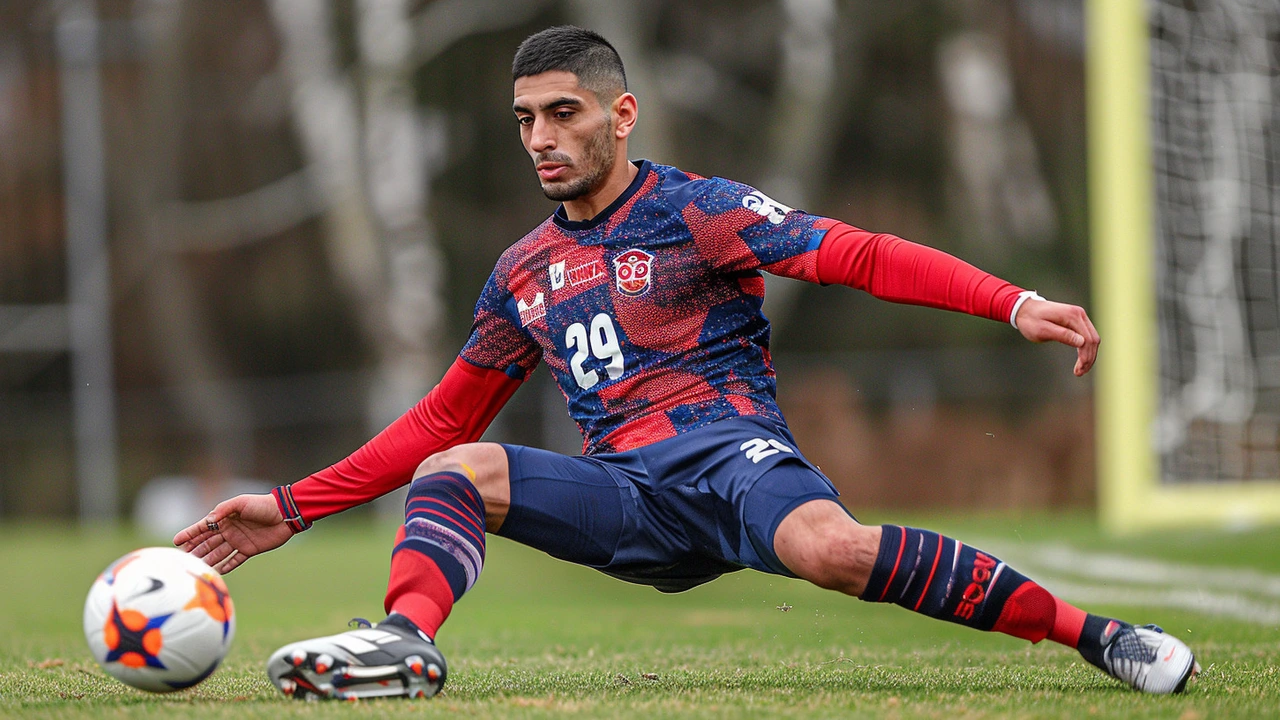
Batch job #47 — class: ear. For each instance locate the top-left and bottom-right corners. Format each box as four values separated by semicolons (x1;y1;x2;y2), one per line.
612;92;638;140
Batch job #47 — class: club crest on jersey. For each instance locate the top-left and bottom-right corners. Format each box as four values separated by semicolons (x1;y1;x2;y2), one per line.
742;190;793;225
613;249;653;296
516;292;545;326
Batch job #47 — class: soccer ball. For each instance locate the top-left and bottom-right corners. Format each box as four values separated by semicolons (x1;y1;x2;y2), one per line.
83;547;235;692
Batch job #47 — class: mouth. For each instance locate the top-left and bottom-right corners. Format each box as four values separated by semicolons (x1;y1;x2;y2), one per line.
536;162;569;182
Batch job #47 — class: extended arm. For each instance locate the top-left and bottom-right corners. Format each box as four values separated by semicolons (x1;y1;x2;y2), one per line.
813;221;1099;375
275;357;522;527
174;357;522;572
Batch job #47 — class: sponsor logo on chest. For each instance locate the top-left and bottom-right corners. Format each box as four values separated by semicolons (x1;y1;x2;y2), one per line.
549;259;605;291
569;260;604;287
613;248;654;296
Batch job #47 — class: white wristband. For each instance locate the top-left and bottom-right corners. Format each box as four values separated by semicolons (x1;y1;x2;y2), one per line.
1010;290;1045;330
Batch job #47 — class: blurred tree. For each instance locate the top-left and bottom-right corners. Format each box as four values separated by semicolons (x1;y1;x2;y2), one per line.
0;0;1093;516
269;0;443;434
126;0;255;476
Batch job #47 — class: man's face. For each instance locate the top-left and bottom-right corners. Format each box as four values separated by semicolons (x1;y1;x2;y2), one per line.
513;71;616;202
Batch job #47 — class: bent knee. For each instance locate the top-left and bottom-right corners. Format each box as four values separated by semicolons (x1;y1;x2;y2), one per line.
414;444;502;480
776;507;881;594
804;524;880;592
412;443;510;531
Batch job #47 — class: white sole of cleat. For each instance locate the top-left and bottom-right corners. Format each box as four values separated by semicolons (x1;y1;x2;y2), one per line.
268;647;444;701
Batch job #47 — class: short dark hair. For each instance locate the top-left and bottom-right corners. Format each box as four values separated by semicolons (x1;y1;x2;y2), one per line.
512;26;627;100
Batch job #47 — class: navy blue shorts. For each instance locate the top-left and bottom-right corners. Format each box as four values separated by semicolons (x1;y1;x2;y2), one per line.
497;416;845;592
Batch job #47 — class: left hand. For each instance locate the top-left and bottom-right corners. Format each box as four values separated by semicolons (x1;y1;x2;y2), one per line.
1013;299;1101;377
173;493;292;574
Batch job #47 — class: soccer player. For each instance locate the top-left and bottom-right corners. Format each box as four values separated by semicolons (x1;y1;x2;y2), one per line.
175;25;1198;700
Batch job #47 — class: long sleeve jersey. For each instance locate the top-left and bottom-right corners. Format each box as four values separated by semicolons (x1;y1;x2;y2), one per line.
272;161;1023;531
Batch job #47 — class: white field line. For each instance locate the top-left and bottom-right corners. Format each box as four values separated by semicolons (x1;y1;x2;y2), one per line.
973;540;1280;625
1026;544;1280;598
1030;578;1280;626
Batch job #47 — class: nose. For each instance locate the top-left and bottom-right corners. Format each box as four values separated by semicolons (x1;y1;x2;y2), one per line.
528;116;556;153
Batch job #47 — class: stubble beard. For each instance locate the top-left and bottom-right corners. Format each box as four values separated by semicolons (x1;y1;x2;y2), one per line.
539;117;615;202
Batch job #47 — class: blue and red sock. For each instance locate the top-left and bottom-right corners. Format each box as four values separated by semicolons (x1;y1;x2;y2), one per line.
383;469;486;640
860;525;1116;658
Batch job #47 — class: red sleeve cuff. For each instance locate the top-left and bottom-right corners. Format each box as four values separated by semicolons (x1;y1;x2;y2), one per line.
272;484;309;533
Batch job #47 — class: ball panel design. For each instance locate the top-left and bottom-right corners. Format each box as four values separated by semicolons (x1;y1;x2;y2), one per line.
83;547;234;693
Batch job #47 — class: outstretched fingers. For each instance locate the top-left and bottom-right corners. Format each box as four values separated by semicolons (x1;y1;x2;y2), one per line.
173;518;214;549
215;551;246;575
176;529;213;553
187;532;225;561
200;539;239;569
172;495;274;574
174;500;235;548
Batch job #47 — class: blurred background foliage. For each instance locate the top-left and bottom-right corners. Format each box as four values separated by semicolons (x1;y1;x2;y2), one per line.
0;0;1093;520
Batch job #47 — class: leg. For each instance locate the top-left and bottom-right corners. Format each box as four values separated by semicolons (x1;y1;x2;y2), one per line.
266;442;625;702
772;500;1199;694
410;442;513;532
386;442;639;636
384;443;510;640
771;499;881;595
775;500;1089;642
266;444;507;701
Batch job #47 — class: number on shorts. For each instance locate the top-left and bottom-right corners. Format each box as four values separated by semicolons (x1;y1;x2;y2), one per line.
740;438;794;464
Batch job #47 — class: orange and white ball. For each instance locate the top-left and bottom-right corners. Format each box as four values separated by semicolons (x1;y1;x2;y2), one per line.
83;547;235;692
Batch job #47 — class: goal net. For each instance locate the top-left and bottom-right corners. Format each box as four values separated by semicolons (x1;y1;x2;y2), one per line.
1091;0;1280;531
1151;0;1280;484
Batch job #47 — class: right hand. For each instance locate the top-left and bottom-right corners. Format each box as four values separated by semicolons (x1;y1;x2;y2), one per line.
1012;298;1101;377
173;493;294;574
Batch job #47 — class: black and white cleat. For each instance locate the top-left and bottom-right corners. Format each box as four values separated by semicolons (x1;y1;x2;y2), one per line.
267;621;446;701
1096;622;1199;694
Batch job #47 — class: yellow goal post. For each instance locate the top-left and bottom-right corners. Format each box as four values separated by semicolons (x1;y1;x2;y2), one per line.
1089;0;1280;533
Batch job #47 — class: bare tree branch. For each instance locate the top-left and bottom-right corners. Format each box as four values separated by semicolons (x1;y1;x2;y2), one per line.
358;0;445;428
267;0;392;363
761;0;841;336
415;0;554;66
154;168;324;253
130;0;253;474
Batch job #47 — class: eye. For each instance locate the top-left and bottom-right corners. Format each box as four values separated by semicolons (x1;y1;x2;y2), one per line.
554;109;574;120
516;115;533;126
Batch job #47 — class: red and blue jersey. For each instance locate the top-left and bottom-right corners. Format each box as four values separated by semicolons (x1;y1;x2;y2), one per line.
278;160;1025;525
459;161;832;455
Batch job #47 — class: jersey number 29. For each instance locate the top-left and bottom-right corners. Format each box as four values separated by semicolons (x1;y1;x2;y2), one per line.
566;313;625;390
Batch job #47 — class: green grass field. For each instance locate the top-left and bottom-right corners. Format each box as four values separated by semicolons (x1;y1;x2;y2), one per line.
3;512;1279;718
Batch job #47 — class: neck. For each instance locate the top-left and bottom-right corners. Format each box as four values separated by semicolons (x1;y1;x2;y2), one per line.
560;159;639;222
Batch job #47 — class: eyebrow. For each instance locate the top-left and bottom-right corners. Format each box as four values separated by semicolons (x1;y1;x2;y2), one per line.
512;96;585;114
